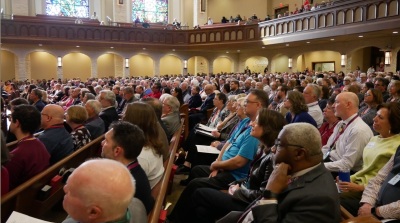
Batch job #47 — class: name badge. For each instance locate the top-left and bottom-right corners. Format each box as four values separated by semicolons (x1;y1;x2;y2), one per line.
226;144;232;151
388;174;400;185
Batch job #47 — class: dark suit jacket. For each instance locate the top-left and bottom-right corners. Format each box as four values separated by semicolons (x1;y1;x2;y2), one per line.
200;93;215;113
188;93;202;109
99;107;119;131
251;163;341;223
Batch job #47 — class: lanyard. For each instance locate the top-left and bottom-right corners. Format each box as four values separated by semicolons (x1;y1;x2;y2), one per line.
329;115;358;149
127;160;139;170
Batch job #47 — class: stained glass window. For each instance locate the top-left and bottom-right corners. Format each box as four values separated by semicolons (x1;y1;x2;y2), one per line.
132;0;168;23
46;0;89;18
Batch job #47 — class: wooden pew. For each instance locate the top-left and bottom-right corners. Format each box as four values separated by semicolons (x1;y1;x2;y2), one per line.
0;134;104;223
148;119;184;223
179;104;189;141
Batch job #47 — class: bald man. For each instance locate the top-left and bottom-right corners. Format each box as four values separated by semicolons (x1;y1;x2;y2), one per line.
38;104;74;164
322;92;373;173
62;159;137;223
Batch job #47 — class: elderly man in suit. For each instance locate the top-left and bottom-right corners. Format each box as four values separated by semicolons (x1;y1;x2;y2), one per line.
219;123;341;223
161;95;181;139
188;84;215;130
98;90;119;131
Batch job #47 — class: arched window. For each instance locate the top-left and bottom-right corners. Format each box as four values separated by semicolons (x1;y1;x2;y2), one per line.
46;0;89;18
132;0;168;23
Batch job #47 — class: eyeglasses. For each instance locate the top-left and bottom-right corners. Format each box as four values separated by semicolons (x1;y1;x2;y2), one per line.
374;84;382;87
244;100;259;105
272;139;303;152
364;93;371;97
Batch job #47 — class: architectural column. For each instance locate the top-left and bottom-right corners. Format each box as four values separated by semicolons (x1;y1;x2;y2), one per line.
15;54;29;81
57;63;63;80
154;60;160;77
113;0;130;23
169;0;181;22
193;0;207;27
91;59;98;78
11;0;29;16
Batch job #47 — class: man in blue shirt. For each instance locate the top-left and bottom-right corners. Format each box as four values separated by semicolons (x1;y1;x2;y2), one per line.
168;89;269;223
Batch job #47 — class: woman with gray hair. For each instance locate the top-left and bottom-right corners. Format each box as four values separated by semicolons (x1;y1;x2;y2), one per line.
283;90;317;127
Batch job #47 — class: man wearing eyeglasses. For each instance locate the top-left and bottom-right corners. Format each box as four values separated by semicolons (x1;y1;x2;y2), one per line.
38;104;74;165
219;123;340;223
374;78;390;102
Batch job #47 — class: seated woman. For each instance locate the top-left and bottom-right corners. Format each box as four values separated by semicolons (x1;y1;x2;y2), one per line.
65;105;91;150
176;109;286;223
387;80;400;103
123;102;164;189
338;102;400;216
319;97;340;146
283;90;317;127
359;88;382;135
171;87;184;106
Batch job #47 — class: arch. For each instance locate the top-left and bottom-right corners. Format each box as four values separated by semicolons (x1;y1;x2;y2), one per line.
277;24;282;35
302;18;309;30
209;33;215;42
337;10;345;25
248;29;254;39
326;13;334;26
378;2;388;18
288;21;294;33
130;54;155;77
283;23;288;34
296;20;302;31
160;55;182;75
97;53;124;78
196;33;201;43
213;56;233;73
63;52;91;80
238;30;243;40
216;32;221;41
224;31;230;40
349;46;385;72
269;26;275;36
367;4;377;20
1;50;16;81
354;7;363;22
345;9;354;23
202;33;207;42
244;56;269;73
309;17;316;29
187;56;209;75
230;31;236;40
190;34;195;43
388;0;399;16
28;51;58;80
318;15;325;28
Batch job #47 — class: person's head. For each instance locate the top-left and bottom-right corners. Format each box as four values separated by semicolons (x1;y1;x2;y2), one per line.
66;105;88;126
229;80;239;91
135;85;144;94
9;98;29;112
122;87;134;101
123;103;163;154
41;104;65;129
171;87;183;102
10;105;41;135
343;76;351;85
112;85;120;95
284;90;308;114
323;97;339;123
71;87;81;99
361;82;374;94
226;95;237;111
277;85;288;99
191;86;200;96
101;121;145;161
373;102;400;136
250;108;286;147
303;84;320;104
29;88;42;102
85;100;102;118
272;123;322;174
333;92;359;120
140;97;162;119
98;90;116;108
388;80;400;96
151;82;161;93
374;77;388;93
83;93;95;105
244;89;269;118
364;88;383;106
63;159;135;223
213;93;227;108
162;95;180;115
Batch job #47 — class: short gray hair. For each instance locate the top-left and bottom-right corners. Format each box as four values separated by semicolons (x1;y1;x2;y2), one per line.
86;100;102;115
164;95;180;112
100;90;116;105
280;123;321;156
307;84;321;99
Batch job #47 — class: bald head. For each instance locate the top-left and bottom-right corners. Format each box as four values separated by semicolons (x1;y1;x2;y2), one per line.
334;92;359;120
63;159;134;223
41;104;65;129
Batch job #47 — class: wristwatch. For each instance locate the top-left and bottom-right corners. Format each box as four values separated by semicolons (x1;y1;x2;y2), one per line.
262;190;279;199
371;207;383;220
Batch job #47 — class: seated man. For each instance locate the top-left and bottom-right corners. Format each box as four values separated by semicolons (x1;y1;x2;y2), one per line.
358;145;400;220
322;92;373;173
84;100;106;139
188;86;202;109
38;104;74;165
161;95;181;139
98;90;119;131
168;89;268;223
4;105;50;190
188;84;215;130
62;159;146;223
219;123;341;223
29;88;46;112
101;121;155;214
117;86;137;114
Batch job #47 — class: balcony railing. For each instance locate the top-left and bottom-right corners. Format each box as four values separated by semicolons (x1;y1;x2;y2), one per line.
1;0;399;48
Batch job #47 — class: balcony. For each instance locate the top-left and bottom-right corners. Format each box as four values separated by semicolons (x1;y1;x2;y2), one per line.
1;0;399;51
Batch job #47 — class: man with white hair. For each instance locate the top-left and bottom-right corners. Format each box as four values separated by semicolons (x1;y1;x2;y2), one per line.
98;90;119;131
181;82;191;103
84;100;105;139
62;159;137;223
302;84;324;128
162;95;181;138
322;92;373;173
